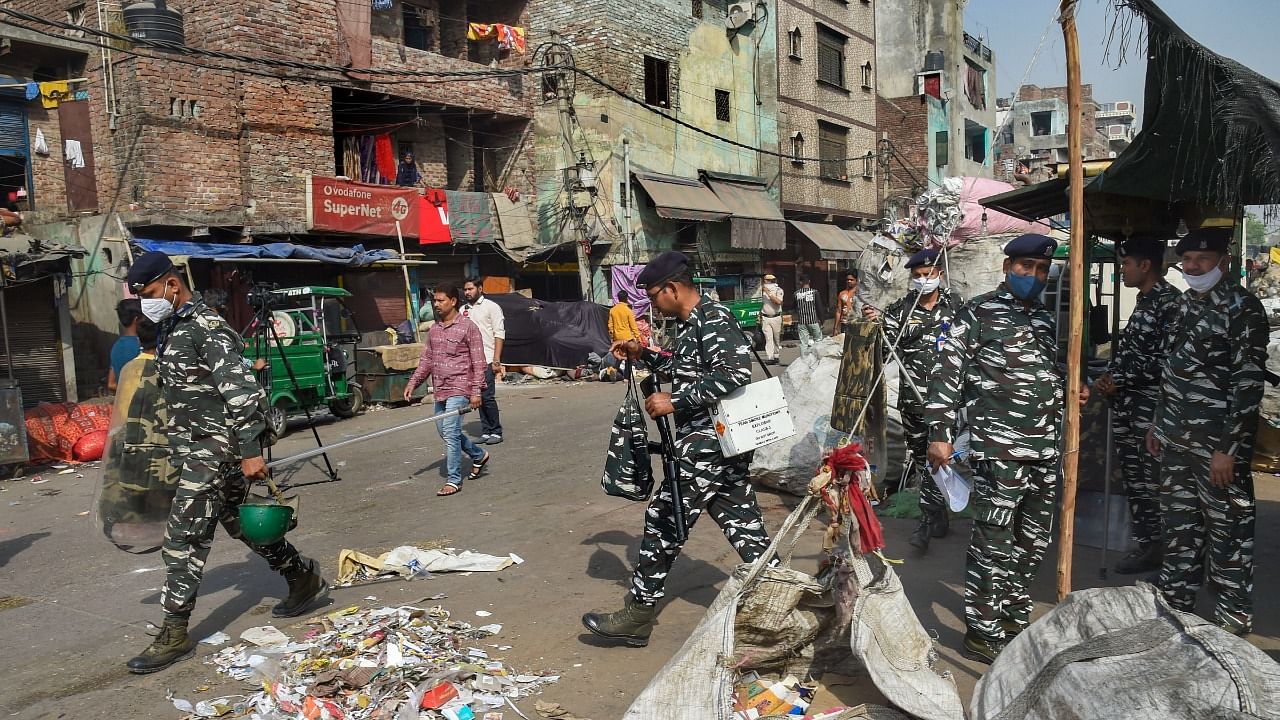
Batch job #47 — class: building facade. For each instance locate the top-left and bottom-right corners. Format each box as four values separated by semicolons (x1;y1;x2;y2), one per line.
995;83;1113;184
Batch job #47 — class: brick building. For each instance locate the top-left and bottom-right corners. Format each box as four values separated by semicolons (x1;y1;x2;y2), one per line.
994;83;1112;184
4;0;538;393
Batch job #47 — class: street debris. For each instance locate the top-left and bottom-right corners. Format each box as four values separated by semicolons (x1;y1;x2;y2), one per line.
337;546;524;586
534;700;592;720
180;603;559;720
200;631;232;646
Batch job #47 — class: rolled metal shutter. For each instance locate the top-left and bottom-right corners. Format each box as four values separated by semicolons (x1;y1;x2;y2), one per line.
0;278;67;407
0;101;27;152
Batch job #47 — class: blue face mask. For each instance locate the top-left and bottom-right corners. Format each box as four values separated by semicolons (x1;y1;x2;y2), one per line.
1006;272;1045;300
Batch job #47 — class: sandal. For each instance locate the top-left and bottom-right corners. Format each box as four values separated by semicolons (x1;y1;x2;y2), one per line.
469;453;491;480
437;483;462;497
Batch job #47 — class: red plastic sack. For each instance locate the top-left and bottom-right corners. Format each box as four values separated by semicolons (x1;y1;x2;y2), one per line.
25;402;112;462
73;429;108;461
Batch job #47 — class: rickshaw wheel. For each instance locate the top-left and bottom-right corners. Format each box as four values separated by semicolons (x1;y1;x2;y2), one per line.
329;384;365;419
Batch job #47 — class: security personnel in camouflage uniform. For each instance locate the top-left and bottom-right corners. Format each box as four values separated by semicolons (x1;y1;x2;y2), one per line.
583;251;772;646
1093;238;1180;574
1147;228;1267;636
124;252;328;673
865;247;958;552
926;234;1087;664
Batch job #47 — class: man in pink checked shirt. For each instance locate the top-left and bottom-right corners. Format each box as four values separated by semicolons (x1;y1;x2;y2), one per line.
404;282;491;496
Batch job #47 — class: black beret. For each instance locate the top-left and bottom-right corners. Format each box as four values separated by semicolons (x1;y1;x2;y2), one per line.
1174;227;1231;255
1118;238;1166;260
636;250;690;290
126;251;174;292
1004;233;1057;259
904;247;941;269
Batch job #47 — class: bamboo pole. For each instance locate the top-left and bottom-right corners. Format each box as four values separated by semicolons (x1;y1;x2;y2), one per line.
1056;0;1086;602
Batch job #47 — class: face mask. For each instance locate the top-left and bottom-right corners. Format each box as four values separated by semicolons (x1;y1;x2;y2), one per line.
141;285;175;323
1006;272;1045;301
911;277;941;294
1184;265;1223;294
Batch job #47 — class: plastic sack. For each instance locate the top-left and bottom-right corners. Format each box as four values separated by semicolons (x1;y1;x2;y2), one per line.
600;373;654;501
25;401;112;462
73;429;107;461
972;583;1280;720
931;464;970;512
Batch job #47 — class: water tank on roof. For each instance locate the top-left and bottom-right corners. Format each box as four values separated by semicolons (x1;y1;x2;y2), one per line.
924;51;945;72
123;1;185;50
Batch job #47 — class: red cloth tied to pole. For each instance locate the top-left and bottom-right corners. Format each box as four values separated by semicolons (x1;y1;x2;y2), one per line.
824;441;885;554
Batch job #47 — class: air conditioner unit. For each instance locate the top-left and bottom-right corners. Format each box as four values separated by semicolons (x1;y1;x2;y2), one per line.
725;2;753;30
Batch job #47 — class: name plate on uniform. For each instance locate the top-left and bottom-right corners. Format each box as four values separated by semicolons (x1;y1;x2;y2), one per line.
710;376;795;457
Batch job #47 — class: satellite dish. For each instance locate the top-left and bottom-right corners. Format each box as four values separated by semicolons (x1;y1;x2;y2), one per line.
725;2;753;31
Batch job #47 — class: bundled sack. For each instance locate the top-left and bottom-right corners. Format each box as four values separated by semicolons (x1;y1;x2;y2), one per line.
25;401;112;462
600;372;654;501
972;583;1280;720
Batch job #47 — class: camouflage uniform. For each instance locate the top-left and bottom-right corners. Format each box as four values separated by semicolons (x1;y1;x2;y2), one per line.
1153;278;1267;633
155;294;304;619
1108;280;1180;548
630;295;772;605
925;287;1063;644
881;288;958;508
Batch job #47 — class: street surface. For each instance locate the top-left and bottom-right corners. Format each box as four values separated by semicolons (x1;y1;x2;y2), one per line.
2;347;1278;719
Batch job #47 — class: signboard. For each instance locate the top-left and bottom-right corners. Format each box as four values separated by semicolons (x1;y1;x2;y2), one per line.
306;176;420;238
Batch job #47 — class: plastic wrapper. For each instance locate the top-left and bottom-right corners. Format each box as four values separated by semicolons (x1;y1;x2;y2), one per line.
95;354;179;554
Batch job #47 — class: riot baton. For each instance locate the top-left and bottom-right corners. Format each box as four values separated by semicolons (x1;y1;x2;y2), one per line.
267;406;471;470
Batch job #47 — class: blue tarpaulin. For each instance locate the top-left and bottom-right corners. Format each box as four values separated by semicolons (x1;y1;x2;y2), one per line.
131;241;396;266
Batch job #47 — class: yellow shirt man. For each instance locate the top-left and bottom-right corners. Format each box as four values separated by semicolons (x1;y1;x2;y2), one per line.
608;293;642;342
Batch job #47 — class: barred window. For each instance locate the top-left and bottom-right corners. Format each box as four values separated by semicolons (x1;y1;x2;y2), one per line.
819;122;848;180
644;56;671;107
715;90;731;122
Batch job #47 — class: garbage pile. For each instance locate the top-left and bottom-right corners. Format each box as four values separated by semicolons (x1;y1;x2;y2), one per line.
176;603;559;720
732;672;903;720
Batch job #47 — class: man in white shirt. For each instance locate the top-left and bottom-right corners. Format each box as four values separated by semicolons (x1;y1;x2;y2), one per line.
462;277;506;444
760;274;784;365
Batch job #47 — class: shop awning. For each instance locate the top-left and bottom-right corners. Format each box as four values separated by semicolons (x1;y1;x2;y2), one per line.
789;221;871;260
132;240;403;266
632;171;731;222
702;171;786;250
978;178;1069;222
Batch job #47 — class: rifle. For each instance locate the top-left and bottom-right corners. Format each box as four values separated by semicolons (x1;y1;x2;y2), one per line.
641;373;688;543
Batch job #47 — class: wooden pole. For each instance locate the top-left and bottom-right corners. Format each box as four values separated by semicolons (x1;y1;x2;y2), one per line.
1056;0;1086;602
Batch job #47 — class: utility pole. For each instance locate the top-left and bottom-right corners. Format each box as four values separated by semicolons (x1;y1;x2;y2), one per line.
548;46;594;301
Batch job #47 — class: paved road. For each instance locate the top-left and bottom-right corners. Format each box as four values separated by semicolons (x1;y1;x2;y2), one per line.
2;354;1277;719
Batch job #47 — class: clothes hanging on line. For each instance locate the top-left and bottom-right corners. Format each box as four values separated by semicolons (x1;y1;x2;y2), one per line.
466;23;526;54
39;81;70;109
374;135;397;184
64;140;85;168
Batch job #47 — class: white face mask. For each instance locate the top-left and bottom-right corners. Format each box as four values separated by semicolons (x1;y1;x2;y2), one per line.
911;277;941;294
140;285;175;322
1183;265;1223;294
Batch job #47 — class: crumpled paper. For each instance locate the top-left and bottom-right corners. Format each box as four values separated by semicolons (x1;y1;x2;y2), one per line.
337;546;524;585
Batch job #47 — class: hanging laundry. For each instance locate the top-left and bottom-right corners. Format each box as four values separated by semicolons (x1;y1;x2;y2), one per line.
371;0;393;9
495;24;526;54
419;188;452;245
374;134;396;184
64;139;85;169
467;23;495;41
39;81;71;109
24;83;39;102
33;128;49;156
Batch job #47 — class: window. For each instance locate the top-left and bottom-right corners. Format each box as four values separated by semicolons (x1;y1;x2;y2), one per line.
715;90;731;122
644;56;671;108
65;3;86;37
1030;110;1053;136
964;122;988;165
692;0;703;19
788;27;803;58
818;121;848;180
403;3;435;51
790;132;805;164
817;26;847;89
862;152;874;178
861;61;873;89
935;130;948;167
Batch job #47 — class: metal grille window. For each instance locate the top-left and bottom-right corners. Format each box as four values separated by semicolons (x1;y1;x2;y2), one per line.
644;56;671;108
817;26;847;88
715;90;730;122
692;0;702;19
818;122;848;180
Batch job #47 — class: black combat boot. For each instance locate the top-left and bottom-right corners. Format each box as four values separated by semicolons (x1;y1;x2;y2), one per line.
1113;542;1162;575
126;616;196;674
273;557;329;618
962;632;1005;665
929;509;950;538
909;505;945;551
1000;619;1026;640
581;595;658;647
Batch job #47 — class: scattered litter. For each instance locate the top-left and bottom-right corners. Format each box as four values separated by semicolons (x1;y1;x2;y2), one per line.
476;610;493;617
193;603;559;720
75;511;89;516
478;624;502;634
200;631;231;645
364;595;378;601
239;625;290;647
29;476;47;484
35;489;61;497
58;468;75;475
534;700;592;720
336;546;523;586
132;567;160;574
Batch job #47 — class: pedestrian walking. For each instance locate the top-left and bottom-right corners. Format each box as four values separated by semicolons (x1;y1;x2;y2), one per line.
608;290;642;343
834;269;863;331
462;277;506;445
124;252;328;674
865;248;958;551
108;298;144;392
760;273;784;364
792;275;826;355
925;234;1088;664
406;282;490;497
1147;228;1268;636
1092;238;1180;574
582;251;772;647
